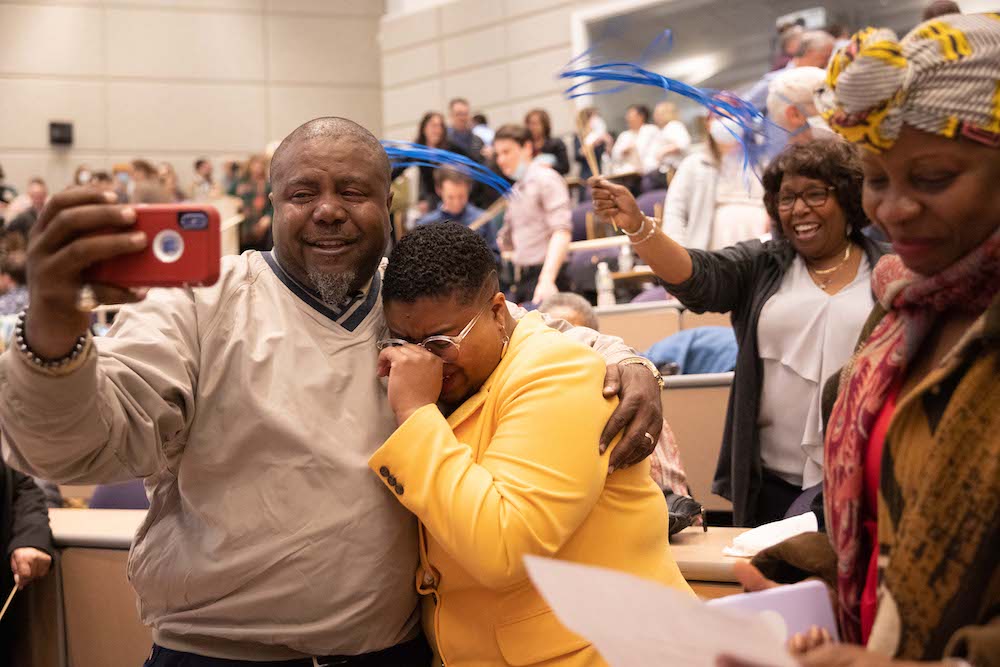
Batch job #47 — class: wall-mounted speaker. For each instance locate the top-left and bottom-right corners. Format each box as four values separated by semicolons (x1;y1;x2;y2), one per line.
49;121;74;146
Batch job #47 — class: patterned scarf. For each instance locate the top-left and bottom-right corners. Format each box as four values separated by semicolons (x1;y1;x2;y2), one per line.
823;226;1000;642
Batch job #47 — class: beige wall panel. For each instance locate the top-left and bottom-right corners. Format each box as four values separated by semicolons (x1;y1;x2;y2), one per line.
106;8;266;80
441;0;503;34
380;7;439;51
443;64;509;108
478;103;515;127
441;25;505;71
107;81;268;152
504;5;573;54
268;15;380;85
266;0;382;15
0;4;103;76
382;78;442;129
0;151;108;194
383;124;417;142
268;86;382;140
503;0;572;18
110;0;265;10
507;46;571;99
0;78;106;150
382;42;441;87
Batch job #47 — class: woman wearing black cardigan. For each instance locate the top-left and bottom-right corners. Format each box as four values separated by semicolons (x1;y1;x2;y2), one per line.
525;109;570;176
592;140;891;526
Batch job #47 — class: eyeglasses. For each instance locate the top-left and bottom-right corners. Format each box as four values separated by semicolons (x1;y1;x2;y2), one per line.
777;186;836;211
376;302;490;363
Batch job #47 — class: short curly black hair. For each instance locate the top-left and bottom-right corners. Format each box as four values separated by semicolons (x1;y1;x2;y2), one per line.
762;139;871;242
383;222;498;305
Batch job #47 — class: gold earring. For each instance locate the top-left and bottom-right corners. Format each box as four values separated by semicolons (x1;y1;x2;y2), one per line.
500;334;510;358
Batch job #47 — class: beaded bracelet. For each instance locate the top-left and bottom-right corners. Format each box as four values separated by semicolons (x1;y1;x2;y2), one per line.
13;311;88;369
630;221;659;246
621;215;649;238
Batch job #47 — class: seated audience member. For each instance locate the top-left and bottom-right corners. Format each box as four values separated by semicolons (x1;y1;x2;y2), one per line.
643;326;738;376
416;170;499;261
592;138;891;527
538;291;693;498
730;14;1000;667
574;107;612;182
373;222;693;666
525;109;570;175
157;163;186;202
0;246;28;316
643;101;692;191
663;116;769;251
446;97;485;159
393;111;469;214
922;0;960;19
5;178;47;237
0;116;664;665
609;104;659;175
493;124;573;304
0;164;17;226
472;113;494;147
191;158;219;200
745;30;836;112
90;171;115;194
771;23;803;71
73;165;93;188
236;153;272;252
0;457;54;663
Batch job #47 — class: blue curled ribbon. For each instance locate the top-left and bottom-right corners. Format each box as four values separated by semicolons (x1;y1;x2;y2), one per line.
381;140;513;197
560;29;778;176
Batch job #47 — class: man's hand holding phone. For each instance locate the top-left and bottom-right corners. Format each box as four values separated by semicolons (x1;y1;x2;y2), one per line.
25;188;149;360
24;187;221;361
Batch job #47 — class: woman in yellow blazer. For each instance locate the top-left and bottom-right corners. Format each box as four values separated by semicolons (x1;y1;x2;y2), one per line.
371;222;692;667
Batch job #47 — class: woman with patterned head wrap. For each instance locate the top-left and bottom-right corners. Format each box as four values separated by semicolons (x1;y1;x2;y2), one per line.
725;13;1000;667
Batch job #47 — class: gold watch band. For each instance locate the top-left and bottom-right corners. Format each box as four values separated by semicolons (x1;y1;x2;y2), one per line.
619;356;665;390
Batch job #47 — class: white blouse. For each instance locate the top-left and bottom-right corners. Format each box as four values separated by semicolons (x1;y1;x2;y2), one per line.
756;253;874;489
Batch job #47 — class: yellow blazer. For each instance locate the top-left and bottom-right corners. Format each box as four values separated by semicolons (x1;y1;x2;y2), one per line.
370;312;692;667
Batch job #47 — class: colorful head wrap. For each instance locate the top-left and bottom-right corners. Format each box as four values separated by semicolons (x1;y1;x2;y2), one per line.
816;13;1000;152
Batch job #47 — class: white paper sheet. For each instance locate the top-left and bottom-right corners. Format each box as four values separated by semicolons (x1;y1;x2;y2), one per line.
524;556;797;667
722;512;818;558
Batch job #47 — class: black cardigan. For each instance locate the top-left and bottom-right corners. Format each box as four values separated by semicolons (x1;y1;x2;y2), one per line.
1;462;54;590
535;137;570;176
662;237;891;526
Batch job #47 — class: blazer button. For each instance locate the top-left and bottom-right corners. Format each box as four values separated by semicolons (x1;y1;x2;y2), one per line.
379;466;390;477
394;484;404;495
387;475;397;486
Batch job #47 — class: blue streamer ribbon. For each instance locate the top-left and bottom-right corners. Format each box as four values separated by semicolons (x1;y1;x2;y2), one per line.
560;29;778;174
381;140;512;197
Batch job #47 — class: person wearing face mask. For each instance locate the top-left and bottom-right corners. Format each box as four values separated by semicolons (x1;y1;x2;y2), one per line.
591;137;890;527
493;124;572;305
722;15;1000;667
765;66;836;160
661;116;770;252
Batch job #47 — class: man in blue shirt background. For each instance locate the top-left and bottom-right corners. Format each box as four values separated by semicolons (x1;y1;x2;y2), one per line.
415;169;500;264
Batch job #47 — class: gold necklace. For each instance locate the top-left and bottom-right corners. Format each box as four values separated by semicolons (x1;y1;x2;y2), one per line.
808;245;852;289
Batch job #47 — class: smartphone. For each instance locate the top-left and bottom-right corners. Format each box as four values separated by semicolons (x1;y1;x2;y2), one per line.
85;204;221;288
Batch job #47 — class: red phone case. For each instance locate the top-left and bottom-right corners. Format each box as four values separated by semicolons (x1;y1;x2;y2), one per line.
85;204;221;288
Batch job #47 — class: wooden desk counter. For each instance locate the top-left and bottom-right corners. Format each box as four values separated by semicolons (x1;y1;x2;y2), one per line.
670;526;747;599
50;507;145;549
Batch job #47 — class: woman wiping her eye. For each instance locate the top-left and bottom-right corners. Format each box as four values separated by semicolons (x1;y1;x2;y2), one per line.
370;221;692;667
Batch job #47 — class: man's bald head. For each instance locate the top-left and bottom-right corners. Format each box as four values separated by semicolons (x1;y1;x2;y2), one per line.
269;117;391;191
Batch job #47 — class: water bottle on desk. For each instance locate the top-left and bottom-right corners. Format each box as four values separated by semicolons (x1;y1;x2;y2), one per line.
619;243;634;273
596;262;616;307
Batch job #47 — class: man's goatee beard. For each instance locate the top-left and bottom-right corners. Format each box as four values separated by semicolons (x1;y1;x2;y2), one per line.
306;270;357;307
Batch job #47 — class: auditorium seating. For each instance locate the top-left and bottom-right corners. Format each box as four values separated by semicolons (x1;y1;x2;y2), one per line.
661;372;733;514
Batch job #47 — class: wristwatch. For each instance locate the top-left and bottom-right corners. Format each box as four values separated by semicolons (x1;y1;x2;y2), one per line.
619;356;665;390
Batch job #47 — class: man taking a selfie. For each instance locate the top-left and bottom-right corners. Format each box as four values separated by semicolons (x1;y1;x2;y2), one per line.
0;117;664;666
